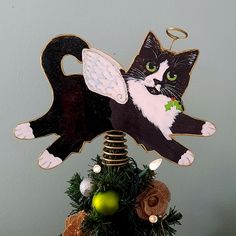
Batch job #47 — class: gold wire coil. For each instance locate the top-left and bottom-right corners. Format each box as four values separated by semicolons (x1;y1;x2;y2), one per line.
103;161;129;166
103;145;128;150
105;130;126;137
104;139;127;143
101;157;129;163
103;151;128;156
102;130;129;167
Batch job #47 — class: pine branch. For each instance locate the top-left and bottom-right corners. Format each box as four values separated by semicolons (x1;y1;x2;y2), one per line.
65;173;92;214
64;156;182;236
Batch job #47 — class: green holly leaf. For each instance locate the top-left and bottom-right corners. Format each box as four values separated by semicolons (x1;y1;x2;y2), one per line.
165;100;183;112
175;101;183;112
165;102;172;111
173;100;178;106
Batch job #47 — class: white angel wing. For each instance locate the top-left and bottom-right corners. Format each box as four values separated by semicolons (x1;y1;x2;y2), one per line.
82;48;128;104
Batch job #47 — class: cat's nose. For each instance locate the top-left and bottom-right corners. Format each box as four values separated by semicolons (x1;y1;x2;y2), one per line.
153;79;161;86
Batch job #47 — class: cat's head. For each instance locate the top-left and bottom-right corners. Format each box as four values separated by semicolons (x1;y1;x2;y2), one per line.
126;32;199;100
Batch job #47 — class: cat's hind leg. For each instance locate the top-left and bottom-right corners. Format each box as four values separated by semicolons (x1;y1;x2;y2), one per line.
14;122;35;139
38;135;84;169
171;113;216;136
14;111;60;139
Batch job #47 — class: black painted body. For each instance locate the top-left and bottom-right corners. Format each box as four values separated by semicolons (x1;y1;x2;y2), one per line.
30;36;113;159
28;35;207;164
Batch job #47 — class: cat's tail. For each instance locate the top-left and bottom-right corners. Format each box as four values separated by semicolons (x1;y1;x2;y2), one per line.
41;35;89;88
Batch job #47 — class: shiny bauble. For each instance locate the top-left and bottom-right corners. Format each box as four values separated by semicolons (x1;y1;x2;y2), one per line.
79;178;93;197
149;215;158;223
93;164;101;173
92;190;119;215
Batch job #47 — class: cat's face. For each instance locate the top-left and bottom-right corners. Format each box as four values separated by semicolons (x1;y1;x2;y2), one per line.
126;32;199;101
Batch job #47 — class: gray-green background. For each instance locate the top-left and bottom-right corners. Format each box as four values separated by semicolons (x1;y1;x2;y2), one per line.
0;0;235;235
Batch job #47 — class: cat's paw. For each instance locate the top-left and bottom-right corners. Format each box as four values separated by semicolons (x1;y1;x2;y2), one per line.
178;150;194;166
38;150;62;169
201;122;216;136
14;123;35;139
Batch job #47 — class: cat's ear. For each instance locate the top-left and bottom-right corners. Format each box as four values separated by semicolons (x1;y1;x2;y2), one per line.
176;50;199;72
139;32;161;54
82;48;128;104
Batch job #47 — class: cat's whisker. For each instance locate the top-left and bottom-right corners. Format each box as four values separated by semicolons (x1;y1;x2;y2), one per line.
126;69;144;77
168;90;181;98
126;71;144;79
134;73;145;79
167;90;177;99
165;88;181;100
129;68;146;77
164;88;174;98
166;88;180;97
125;73;144;80
161;88;169;97
166;84;178;89
165;88;173;97
165;86;182;96
133;68;146;76
160;88;165;96
165;85;182;92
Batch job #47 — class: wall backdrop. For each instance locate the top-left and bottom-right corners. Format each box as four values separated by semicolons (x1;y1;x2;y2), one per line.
0;0;235;235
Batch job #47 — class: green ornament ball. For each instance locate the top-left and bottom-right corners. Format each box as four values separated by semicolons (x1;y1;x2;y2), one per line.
92;190;119;215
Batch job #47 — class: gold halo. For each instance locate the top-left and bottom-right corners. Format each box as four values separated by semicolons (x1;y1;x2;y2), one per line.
166;27;188;40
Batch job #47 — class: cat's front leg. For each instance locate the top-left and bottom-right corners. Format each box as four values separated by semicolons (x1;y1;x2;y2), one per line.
158;138;195;166
171;113;216;136
129;127;195;166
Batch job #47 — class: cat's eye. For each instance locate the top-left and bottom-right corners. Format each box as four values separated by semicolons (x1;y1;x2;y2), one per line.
167;71;177;81
146;62;158;73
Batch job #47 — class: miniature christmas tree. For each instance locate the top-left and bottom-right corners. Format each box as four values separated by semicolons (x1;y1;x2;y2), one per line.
62;131;182;236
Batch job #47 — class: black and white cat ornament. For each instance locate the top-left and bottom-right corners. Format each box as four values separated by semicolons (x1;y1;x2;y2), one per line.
14;28;216;169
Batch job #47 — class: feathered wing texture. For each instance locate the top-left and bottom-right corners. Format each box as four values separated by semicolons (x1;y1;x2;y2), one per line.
82;48;128;104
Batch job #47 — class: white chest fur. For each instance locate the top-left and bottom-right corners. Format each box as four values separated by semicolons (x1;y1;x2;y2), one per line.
127;80;181;140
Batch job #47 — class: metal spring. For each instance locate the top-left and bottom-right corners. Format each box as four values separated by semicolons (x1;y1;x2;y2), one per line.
101;130;129;166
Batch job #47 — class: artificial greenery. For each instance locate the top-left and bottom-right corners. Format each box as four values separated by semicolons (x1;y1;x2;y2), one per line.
65;155;182;236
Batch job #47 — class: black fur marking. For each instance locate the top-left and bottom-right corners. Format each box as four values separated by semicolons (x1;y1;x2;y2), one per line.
18;33;211;166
